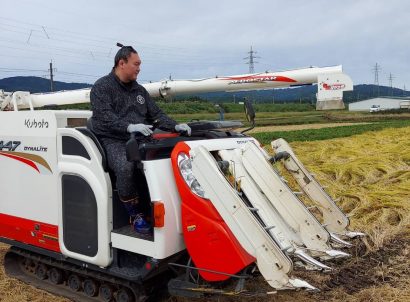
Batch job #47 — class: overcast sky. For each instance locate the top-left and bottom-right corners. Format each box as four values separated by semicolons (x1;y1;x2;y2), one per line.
1;0;409;89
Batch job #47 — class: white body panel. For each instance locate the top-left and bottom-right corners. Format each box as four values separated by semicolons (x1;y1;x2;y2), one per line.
218;149;302;250
0;110;185;265
272;138;350;234
190;145;293;290
317;73;353;102
0;111;58;224
111;158;186;259
241;142;331;251
185;137;258;152
0;110;112;267
57;127;113;267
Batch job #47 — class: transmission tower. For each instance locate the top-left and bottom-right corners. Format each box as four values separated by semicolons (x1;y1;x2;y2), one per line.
388;73;395;96
244;46;260;74
372;63;381;97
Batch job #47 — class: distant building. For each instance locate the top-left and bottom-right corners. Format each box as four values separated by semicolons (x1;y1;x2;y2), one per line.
348;96;410;111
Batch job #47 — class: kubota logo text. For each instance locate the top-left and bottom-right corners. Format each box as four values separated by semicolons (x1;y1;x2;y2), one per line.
24;118;49;128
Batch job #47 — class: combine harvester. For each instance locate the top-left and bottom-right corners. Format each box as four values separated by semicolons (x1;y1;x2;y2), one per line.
0;66;362;301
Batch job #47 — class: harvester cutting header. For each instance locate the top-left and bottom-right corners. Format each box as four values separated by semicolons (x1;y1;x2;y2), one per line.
0;61;362;302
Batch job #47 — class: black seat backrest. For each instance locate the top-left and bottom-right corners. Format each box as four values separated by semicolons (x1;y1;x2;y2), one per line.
75;119;108;172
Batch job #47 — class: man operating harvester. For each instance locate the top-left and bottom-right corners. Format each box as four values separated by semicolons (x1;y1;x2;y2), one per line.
90;43;191;234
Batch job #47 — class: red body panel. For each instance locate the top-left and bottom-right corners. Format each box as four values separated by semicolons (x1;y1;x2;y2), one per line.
0;213;60;252
153;133;180;139
171;142;255;281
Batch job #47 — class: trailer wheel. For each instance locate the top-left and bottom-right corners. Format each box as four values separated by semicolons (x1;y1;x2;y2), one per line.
68;274;82;292
48;267;64;284
35;263;48;280
116;287;134;302
99;284;114;302
83;279;99;297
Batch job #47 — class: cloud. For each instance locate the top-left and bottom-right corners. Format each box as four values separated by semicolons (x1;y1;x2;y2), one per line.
0;0;409;88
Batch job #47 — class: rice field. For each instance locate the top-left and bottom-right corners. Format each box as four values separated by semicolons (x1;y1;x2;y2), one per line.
1;125;409;302
253;119;410;144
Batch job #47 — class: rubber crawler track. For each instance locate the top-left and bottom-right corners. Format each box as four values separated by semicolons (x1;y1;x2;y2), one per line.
4;247;149;302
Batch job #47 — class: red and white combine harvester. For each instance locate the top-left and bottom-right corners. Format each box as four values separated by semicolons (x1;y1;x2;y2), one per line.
0;66;362;301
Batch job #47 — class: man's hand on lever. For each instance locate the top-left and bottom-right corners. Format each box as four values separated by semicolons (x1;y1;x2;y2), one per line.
127;124;153;136
175;123;191;136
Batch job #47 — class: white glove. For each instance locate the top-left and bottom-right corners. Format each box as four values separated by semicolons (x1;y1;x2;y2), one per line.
127;124;153;136
175;123;191;136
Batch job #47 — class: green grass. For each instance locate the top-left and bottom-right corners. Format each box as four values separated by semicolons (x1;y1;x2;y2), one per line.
251;119;410;144
53;102;316;114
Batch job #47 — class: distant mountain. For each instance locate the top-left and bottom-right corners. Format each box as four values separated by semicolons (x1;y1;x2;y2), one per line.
0;76;408;103
0;76;91;93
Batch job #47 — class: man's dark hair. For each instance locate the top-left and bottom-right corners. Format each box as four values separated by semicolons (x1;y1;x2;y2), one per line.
114;43;138;68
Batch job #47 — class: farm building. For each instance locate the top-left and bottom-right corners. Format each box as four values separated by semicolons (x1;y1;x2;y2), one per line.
348;96;410;111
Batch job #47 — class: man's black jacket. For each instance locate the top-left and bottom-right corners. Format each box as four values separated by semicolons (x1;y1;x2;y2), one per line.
90;71;177;144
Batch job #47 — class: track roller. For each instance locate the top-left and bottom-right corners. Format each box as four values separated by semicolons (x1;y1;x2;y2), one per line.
48;267;64;285
35;263;48;280
68;274;82;292
116;287;135;302
99;284;115;302
83;278;99;297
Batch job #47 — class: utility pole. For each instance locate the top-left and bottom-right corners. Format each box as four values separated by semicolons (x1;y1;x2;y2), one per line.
403;85;406;97
372;63;381;97
388;73;395;96
48;61;56;92
244;46;260;74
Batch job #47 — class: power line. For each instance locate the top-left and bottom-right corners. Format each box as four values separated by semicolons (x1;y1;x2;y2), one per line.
0;27;214;63
0;67;48;72
0;41;113;62
0;53;111;72
0;33;113;58
0;71;46;75
57;71;101;78
0;18;244;74
26;29;33;44
41;26;50;39
0;16;198;53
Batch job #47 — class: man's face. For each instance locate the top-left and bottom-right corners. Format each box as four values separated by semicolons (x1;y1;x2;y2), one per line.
118;52;141;82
